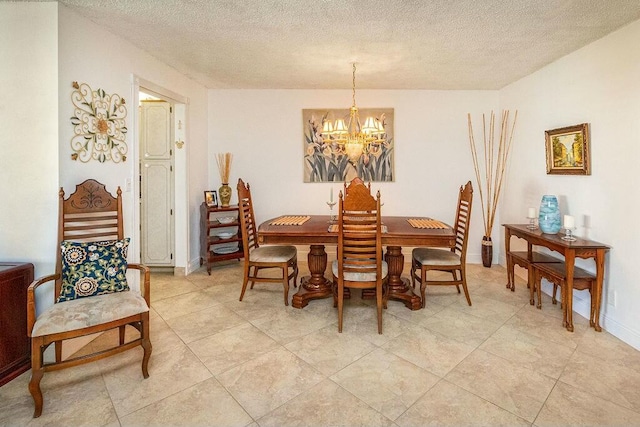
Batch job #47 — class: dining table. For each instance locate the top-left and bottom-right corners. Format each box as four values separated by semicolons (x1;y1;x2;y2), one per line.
258;215;456;310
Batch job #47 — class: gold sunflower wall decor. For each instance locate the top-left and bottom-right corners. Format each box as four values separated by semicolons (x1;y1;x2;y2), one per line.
70;81;128;163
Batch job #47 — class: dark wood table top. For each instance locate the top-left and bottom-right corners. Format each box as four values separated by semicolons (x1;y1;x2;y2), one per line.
504;224;610;250
259;215;456;247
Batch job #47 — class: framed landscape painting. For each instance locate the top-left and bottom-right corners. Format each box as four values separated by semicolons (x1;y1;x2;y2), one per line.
303;108;394;182
545;123;591;175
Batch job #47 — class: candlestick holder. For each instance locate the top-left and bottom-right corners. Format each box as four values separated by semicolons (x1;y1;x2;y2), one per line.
561;227;577;241
326;200;337;223
526;216;537;230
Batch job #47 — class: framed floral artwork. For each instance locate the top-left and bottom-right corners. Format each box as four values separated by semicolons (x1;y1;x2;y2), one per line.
303;108;394;182
544;123;590;175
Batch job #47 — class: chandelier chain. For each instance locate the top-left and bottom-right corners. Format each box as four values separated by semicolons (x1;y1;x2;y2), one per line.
352;63;356;107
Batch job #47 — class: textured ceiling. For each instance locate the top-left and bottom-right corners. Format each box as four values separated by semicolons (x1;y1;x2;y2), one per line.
49;0;640;89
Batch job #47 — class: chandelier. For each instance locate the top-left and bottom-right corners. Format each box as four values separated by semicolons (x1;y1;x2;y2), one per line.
321;63;386;163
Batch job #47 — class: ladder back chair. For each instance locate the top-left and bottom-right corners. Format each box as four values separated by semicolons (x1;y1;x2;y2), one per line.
27;179;151;418
411;181;473;308
333;178;388;334
237;178;298;306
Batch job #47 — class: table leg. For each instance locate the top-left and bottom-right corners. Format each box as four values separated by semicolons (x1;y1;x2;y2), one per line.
505;230;512;290
564;250;575;332
385;246;421;310
593;249;605;332
292;245;333;308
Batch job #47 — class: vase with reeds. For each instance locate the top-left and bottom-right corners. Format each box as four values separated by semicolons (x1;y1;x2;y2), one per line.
468;110;518;267
216;152;233;207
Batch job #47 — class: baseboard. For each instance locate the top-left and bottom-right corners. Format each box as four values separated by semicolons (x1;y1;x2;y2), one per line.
186;256;202;275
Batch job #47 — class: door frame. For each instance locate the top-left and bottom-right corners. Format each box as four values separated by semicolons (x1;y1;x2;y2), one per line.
131;75;190;274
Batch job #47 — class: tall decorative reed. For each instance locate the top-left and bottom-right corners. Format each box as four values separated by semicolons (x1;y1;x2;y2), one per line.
468;110;518;266
216;152;233;184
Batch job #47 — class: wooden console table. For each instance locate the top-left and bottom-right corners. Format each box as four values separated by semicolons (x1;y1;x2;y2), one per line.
259;215;456;310
503;224;610;332
0;262;34;386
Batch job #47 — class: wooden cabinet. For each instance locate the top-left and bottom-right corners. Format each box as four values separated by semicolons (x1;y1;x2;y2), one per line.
0;262;33;386
200;203;243;274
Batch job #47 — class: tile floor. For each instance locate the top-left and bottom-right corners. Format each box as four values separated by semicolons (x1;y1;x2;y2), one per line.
3;262;640;426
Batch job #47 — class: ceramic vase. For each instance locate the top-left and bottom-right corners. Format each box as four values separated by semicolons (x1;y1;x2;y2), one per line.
538;195;561;234
219;183;232;207
481;235;493;267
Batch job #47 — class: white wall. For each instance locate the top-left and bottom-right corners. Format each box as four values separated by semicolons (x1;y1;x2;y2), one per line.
57;5;209;275
500;19;640;348
0;3;59;280
209;89;499;263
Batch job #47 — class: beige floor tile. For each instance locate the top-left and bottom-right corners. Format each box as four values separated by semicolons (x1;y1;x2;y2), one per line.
479;325;575;379
535;381;640;426
396;380;530;427
151;290;221;320
102;345;212;417
449;294;523;323
258;379;395;427
1;367;118;427
505;308;588;349
285;324;376;376
5;265;640;427
420;306;503;347
445;349;556;422
382;327;475;377
338;305;416;347
216;347;324;419
151;277;200;303
250;304;335;344
120;377;252;427
330;348;440;420
577;328;640;373
188;323;280;375
559;351;640;412
165;305;245;343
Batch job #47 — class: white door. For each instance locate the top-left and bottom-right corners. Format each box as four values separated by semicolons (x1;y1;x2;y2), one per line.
140;100;174;266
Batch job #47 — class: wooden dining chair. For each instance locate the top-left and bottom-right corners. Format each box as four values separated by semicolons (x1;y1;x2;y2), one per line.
237;178;298;306
27;179;151;418
332;178;388;334
411;181;473;308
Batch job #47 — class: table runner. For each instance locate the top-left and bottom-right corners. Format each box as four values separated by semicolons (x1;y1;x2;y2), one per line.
407;218;448;229
269;215;311;226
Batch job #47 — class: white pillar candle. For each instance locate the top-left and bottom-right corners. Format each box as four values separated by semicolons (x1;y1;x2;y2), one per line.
528;207;536;218
330;187;333;203
563;215;575;229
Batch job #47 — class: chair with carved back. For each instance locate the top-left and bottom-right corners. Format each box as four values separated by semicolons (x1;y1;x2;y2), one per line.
332;178;388;334
27;179;151;418
237;178;299;306
411;181;473;308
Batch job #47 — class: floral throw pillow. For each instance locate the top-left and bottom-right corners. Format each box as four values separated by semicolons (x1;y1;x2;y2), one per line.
57;238;130;303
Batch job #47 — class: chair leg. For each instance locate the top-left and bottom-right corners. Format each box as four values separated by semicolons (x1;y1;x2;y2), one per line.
119;325;126;345
420;267;427;308
338;282;344;333
239;263;250;301
537;276;543;309
29;337;44;418
411;260;417;289
141;312;152;379
291;258;298;288
282;264;290;306
54;340;62;363
552;284;559;305
376;283;383;334
460;267;472;306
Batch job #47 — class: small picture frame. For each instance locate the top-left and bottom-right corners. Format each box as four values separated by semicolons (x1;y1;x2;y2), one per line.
204;190;218;207
544;123;591;175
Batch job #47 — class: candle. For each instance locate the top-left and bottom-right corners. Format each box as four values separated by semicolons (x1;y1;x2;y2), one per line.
330;187;333;203
528;207;536;218
564;215;575;229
